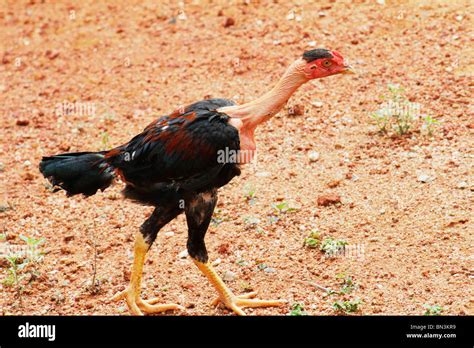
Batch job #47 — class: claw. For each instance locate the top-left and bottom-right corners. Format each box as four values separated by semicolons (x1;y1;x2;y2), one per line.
111;288;184;315
213;291;286;316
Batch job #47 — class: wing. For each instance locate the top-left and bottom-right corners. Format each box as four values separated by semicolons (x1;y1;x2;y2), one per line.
106;99;240;192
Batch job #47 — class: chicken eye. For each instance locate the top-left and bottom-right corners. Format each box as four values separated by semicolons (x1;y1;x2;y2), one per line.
322;60;332;67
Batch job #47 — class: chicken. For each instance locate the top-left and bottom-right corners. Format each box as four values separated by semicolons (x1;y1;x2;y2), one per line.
39;48;354;315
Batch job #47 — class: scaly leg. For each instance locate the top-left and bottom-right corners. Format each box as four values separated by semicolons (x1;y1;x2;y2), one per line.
185;190;286;315
193;260;286;316
111;233;184;315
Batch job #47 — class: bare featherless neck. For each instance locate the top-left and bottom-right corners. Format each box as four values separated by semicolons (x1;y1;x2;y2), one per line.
218;58;309;129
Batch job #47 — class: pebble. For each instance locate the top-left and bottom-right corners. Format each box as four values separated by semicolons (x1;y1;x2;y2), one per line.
16;119;30;126
288;104;304;116
178;249;188;259
223;17;235;28
163;231;174;237
212;258;222;266
317;194;341;206
264;267;276;273
256;171;271;177
312;101;324;108
327;179;341;188
456;181;468;189
308;151;320;162
417;174;433;183
222;270;236;282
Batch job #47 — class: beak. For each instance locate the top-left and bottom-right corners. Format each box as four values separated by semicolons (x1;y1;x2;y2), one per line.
341;65;356;75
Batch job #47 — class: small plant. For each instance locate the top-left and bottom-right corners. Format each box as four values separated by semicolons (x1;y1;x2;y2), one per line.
289;303;308;316
18;234;45;264
3;256;23;287
272;202;299;214
240;281;253;292
236;259;248;267
211;209;225;226
100;131;110;150
2;235;47;305
303;230;321;249
266;215;279;224
371;109;390;134
332;299;362;314
371;84;422;136
323;289;339;297
336;273;356;294
423;304;443;316
422;115;439;136
320;237;347;257
2;256;28;305
243;183;257;202
243;216;261;226
0;233;6;241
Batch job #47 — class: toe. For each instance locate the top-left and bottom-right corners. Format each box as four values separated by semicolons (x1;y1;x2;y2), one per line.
229;304;246;316
236;298;287;308
127;298;144;316
236;291;258;299
110;289;127;302
138;300;185;314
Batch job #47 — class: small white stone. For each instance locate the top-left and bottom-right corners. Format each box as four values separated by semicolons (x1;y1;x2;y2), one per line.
23;160;31;167
456;181;468;189
417;174;432;183
308;151;320;162
455;15;463;22
222;270;236;282
376;0;385;5
308;41;316;47
178;249;188;259
264;267;276;273
256;171;271;177
212;258;222;266
312;101;324;108
163;231;174;237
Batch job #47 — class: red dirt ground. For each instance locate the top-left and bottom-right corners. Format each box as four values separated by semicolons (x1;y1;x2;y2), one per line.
1;0;472;316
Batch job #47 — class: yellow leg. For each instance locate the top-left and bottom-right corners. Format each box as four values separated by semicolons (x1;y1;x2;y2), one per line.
193;259;286;315
111;233;185;315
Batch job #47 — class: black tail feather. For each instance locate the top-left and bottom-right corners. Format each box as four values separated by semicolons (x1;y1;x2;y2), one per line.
39;151;115;197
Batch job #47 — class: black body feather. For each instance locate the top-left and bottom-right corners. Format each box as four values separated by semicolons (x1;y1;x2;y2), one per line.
39;98;241;203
